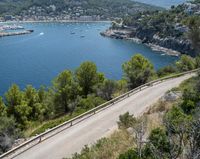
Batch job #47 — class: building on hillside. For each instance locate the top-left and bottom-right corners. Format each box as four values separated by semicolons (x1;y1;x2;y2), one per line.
4;15;15;21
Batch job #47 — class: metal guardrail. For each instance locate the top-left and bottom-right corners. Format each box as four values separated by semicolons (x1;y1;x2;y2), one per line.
1;68;199;159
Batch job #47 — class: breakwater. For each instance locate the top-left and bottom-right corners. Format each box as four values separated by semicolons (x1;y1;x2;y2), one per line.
0;30;33;37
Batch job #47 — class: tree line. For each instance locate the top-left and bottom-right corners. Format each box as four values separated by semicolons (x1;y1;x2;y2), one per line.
0;53;200;154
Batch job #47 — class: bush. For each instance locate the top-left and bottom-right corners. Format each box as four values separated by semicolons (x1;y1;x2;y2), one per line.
157;65;177;77
122;54;155;89
117;112;136;129
0;116;21;155
77;95;105;110
176;55;196;72
180;88;199;114
118;149;139;159
97;79;118;100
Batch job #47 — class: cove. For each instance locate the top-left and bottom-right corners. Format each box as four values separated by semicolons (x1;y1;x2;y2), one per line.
0;22;178;95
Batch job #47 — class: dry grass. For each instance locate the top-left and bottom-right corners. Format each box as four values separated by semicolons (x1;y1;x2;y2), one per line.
143;99;181;136
70;130;134;159
145;100;173;115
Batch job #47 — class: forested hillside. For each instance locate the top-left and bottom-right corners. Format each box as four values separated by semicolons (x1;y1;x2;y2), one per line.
102;0;200;56
0;0;161;20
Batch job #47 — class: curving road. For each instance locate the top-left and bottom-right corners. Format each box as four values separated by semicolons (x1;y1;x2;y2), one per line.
12;74;194;159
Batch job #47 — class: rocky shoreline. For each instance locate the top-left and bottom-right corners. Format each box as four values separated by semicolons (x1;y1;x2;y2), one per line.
146;43;180;56
101;29;189;57
0;30;34;37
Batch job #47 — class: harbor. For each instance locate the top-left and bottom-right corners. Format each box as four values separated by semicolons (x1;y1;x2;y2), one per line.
0;24;33;37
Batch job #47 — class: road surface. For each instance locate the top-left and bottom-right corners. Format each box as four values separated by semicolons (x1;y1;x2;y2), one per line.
12;74;193;159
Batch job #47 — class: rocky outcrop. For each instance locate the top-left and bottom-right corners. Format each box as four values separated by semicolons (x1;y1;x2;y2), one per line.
100;29;132;39
101;28;196;56
150;35;195;56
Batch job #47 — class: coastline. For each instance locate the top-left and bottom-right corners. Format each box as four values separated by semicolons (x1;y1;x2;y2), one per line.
101;29;180;57
0;20;112;24
146;43;180;57
0;21;181;57
0;20;111;38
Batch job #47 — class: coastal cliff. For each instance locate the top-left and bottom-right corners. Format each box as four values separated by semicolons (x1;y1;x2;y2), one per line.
101;0;200;57
101;28;192;56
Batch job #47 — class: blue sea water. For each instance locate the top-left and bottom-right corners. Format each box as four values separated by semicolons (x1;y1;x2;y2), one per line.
0;22;178;95
137;0;186;8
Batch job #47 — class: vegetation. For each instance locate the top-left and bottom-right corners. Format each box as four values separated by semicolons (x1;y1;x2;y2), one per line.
0;53;199;155
68;130;134;159
0;0;161;19
119;74;200;159
176;55;196;71
0;116;21;154
186;16;200;54
122;54;155;89
112;0;200;56
0;0;200;156
0;60;123;154
157;65;177;77
70;73;200;159
75;62;103;96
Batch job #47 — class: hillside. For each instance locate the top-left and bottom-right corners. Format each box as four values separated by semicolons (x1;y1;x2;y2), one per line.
134;0;186;8
101;0;200;56
0;0;162;21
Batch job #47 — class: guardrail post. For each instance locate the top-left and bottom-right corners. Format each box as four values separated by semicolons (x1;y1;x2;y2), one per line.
70;121;72;126
39;137;42;143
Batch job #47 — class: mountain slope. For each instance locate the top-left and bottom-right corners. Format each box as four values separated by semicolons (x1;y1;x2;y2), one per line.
0;0;162;20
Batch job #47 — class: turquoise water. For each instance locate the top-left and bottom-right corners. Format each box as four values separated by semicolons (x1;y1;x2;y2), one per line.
137;0;186;8
0;22;177;95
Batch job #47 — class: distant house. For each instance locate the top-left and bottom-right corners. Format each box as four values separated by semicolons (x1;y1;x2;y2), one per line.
79;16;93;21
175;23;189;33
184;2;197;15
4;15;15;21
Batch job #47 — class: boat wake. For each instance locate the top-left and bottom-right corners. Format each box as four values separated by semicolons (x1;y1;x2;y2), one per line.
39;32;44;36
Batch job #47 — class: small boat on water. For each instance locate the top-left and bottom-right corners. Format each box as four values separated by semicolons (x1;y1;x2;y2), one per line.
28;30;34;33
70;32;75;34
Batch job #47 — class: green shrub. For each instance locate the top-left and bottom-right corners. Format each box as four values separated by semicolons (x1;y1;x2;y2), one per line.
176;55;196;72
157;65;177;77
118;149;139;159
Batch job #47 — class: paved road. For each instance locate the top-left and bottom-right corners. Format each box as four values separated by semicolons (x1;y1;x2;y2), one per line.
13;74;194;159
